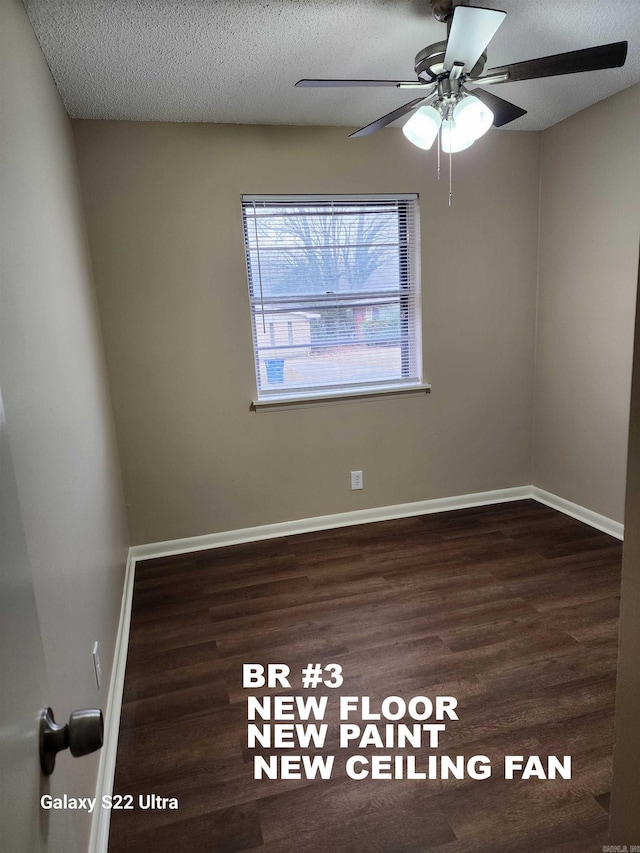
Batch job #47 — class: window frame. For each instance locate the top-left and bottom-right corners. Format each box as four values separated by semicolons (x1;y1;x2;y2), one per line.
241;194;429;410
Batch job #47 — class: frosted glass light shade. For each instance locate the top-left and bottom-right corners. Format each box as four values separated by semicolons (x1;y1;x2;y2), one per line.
453;95;494;141
402;106;442;150
440;118;475;153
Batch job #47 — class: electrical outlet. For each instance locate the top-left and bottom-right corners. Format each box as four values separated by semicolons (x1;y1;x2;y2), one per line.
351;470;363;490
92;641;102;689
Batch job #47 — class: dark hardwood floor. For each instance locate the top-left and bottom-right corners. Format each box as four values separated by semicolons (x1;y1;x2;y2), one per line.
108;500;622;852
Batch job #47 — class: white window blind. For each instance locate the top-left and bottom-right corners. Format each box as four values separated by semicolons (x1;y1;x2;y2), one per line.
242;194;422;402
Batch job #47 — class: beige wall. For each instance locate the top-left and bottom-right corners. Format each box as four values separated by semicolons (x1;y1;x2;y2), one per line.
72;120;541;545
533;85;640;523
610;250;640;843
0;0;129;846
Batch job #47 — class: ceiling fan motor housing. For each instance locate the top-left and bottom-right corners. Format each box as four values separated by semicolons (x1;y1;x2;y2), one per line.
414;41;486;81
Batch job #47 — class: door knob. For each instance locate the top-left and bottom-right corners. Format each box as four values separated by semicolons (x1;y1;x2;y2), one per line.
39;707;104;775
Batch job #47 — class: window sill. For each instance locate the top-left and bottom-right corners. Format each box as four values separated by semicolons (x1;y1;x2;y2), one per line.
251;383;431;411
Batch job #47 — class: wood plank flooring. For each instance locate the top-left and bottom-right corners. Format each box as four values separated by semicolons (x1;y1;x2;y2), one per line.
108;500;622;853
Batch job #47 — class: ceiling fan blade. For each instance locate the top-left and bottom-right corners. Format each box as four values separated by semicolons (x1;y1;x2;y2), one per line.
444;6;506;72
487;41;628;83
349;97;428;137
296;79;418;88
470;87;527;127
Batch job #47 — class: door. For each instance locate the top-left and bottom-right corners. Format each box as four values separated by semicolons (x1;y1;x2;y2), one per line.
0;387;77;853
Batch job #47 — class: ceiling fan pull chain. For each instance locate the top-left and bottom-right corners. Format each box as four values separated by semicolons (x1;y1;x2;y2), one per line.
437;126;441;181
449;148;453;206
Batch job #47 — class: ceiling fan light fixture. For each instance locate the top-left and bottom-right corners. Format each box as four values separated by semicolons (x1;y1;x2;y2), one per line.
402;105;442;150
453;95;494;140
440;118;475;153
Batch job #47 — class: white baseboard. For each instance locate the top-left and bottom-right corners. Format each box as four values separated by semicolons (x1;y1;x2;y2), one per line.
531;487;624;541
88;551;136;853
92;484;622;851
129;485;532;562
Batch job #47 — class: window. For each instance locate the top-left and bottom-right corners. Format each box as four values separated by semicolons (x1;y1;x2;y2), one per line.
242;194;426;407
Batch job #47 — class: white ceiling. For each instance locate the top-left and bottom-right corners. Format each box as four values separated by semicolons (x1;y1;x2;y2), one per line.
24;0;640;131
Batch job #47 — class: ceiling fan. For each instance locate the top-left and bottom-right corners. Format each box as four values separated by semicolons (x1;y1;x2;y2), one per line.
295;0;628;156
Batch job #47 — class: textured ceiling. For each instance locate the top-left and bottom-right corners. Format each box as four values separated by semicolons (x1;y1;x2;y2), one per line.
24;0;640;131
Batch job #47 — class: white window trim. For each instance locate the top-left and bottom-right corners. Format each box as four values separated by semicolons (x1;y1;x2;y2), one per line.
251;382;431;411
242;193;424;408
